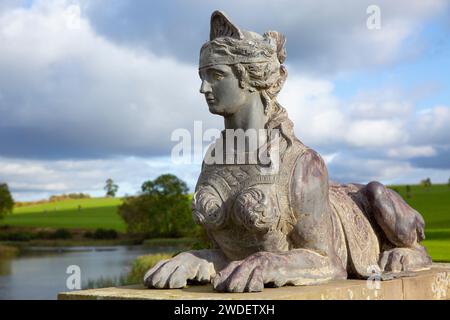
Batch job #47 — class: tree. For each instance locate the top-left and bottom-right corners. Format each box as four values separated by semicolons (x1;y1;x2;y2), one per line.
420;178;432;190
118;174;198;238
141;174;189;196
405;185;412;199
0;183;14;219
104;178;119;197
448;178;450;187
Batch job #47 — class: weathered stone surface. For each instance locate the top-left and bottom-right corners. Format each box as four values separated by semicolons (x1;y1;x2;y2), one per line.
403;264;450;300
59;264;450;300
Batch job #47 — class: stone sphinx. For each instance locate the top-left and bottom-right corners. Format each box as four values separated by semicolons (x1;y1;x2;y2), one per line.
144;10;432;293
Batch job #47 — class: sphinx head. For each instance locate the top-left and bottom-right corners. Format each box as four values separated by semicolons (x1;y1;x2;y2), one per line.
199;11;288;117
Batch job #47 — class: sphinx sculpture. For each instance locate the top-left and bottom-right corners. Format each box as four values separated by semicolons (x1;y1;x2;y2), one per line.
144;10;432;293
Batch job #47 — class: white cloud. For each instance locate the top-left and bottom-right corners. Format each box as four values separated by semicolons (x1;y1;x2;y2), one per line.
279;75;346;147
279;73;450;182
387;146;436;159
327;153;441;185
411;106;450;145
349;98;413;120
0;0;220;158
345;119;406;148
280;74;449;148
279;76;408;148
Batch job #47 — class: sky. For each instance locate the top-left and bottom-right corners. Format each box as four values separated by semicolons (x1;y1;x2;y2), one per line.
0;0;449;201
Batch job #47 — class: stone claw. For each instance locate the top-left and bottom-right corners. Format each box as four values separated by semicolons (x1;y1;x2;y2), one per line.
143;252;216;289
212;258;264;293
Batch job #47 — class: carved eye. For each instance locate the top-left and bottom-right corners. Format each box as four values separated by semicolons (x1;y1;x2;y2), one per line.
212;72;224;81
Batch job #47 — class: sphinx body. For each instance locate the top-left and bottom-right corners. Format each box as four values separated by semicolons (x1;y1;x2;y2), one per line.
144;119;431;292
143;11;431;292
188;115;431;292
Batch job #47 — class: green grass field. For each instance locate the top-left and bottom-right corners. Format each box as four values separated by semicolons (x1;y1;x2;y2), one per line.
1;185;449;261
389;184;450;262
0;197;126;232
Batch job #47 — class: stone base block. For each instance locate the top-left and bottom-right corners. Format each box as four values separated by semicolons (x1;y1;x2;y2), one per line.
58;264;450;300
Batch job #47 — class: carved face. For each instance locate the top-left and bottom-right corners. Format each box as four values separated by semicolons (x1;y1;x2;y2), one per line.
199;64;248;116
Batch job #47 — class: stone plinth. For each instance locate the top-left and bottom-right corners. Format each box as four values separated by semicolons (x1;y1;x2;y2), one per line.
58;264;450;300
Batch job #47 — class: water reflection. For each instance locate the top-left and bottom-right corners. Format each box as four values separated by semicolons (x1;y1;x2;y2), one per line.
0;245;174;300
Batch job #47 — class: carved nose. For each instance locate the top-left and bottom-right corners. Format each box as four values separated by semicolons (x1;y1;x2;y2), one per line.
200;80;212;94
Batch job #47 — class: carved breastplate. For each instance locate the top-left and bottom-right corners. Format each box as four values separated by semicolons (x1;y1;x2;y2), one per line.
193;164;283;232
192;140;307;259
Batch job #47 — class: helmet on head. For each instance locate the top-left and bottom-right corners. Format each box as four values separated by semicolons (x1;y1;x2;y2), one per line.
199;11;286;69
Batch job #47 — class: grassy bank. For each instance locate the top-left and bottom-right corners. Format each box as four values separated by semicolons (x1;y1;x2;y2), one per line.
0;244;19;258
126;253;175;284
85;253;174;289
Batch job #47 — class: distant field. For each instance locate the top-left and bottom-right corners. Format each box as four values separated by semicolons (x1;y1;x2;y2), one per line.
389;184;450;262
0;198;126;232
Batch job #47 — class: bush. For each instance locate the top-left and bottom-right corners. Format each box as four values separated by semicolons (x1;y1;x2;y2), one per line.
32;229;72;240
0;183;14;219
83;231;94;238
84;228;118;240
49;229;72;239
0;231;34;241
0;229;73;241
119;194;198;238
35;231;53;239
118;174;200;238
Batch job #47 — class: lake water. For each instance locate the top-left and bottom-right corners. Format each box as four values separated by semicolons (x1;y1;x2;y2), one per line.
0;245;173;300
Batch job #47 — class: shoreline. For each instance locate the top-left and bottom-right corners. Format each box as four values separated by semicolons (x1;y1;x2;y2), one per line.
0;237;196;255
